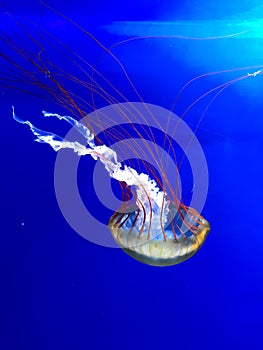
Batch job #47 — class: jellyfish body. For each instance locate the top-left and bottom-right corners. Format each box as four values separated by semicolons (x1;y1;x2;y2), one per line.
109;203;210;266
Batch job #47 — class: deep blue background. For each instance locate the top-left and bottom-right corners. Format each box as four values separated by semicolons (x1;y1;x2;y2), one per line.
1;0;263;349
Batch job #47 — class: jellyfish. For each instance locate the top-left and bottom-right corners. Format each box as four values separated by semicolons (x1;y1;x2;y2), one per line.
12;106;210;266
1;5;262;266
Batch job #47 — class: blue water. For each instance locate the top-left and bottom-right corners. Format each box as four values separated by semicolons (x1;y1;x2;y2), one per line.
1;0;263;349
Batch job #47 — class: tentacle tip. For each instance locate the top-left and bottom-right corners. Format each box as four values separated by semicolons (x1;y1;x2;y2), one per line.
12;106;19;122
42;110;49;117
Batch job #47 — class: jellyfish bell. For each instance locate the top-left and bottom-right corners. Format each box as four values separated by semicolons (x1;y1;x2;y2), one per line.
109;202;210;266
2;6;262;266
